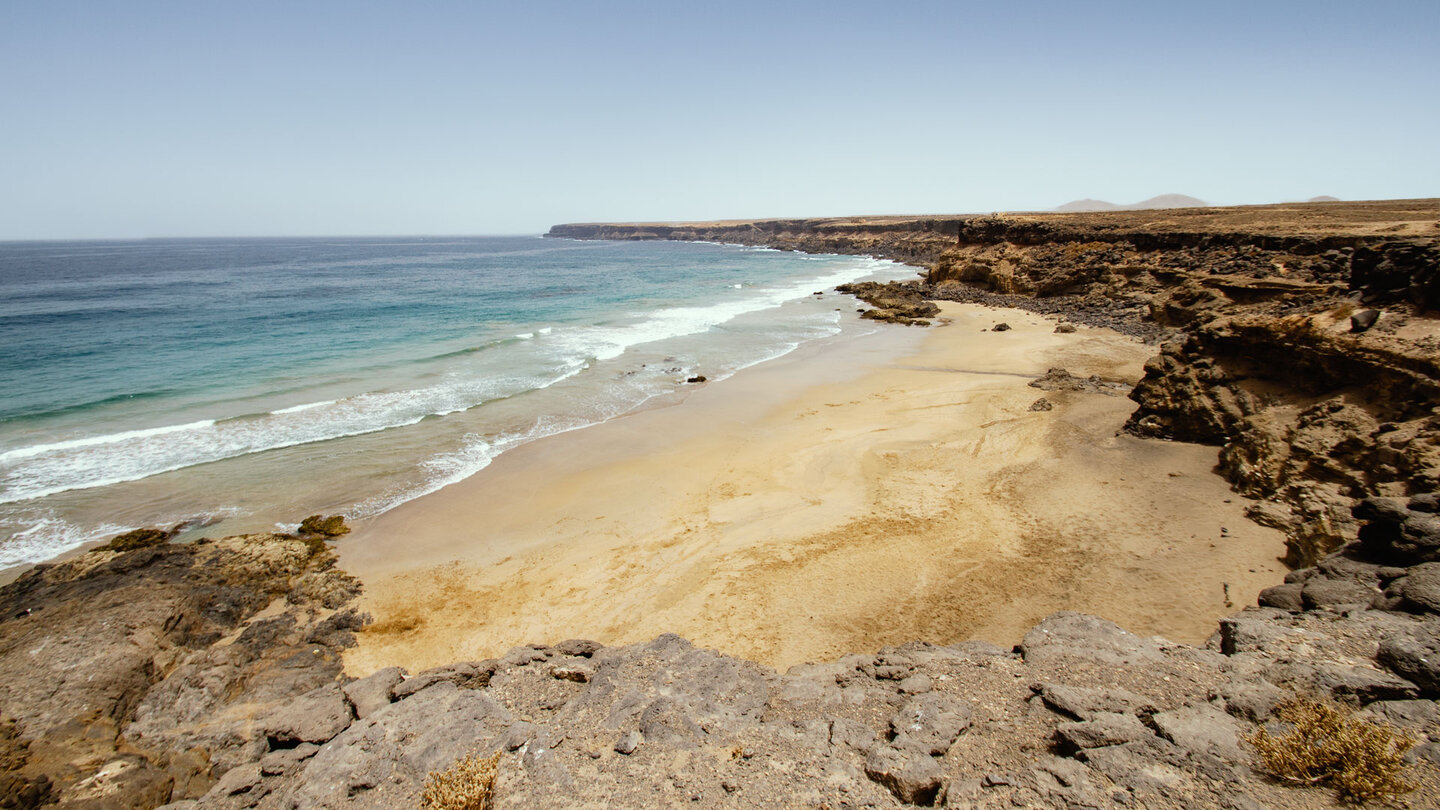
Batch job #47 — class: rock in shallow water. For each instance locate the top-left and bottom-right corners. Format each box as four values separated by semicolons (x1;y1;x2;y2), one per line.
298;514;350;537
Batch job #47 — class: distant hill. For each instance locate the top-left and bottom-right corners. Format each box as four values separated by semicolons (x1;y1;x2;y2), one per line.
1055;194;1208;213
1054;198;1121;213
1131;194;1208;210
1308;195;1341;203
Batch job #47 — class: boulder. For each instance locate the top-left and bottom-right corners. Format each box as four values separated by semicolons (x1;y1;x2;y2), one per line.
1218;612;1292;655
614;730;641;755
297;515;350;538
1150;704;1248;763
202;762;262;799
1217;680;1288;722
888;693;971;756
1035;683;1149;720
1054;712;1154;752
261;684;353;746
1271;660;1420;702
1355;497;1440;564
1301;577;1377;609
829;717;877;752
1392;563;1440;613
1376;634;1440;694
391;660;496;699
864;744;945;805
282;682;513;809
1350;308;1381;332
343;667;405;720
1256;583;1303;611
550;662;594;683
554;638;603;657
100;527;177;552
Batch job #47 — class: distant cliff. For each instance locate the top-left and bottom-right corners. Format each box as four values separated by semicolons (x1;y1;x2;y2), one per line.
547;199;1440;306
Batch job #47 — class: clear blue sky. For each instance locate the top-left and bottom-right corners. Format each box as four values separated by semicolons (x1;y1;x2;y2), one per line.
2;1;1436;238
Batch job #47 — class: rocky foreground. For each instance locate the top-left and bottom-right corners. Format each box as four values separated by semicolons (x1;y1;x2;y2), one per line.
3;199;1440;808
3;502;1440;808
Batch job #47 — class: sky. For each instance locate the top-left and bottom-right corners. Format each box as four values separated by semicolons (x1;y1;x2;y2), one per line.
1;1;1437;239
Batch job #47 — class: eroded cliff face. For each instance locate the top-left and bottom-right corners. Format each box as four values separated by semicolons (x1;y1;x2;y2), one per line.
551;200;1440;565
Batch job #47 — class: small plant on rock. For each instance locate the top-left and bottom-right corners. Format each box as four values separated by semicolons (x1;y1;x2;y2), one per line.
420;749;502;810
1247;697;1415;804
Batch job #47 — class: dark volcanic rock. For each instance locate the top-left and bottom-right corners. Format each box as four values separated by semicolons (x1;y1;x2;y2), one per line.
1351;308;1381;332
99;526;180;552
1377;634;1440;695
1257;582;1304;611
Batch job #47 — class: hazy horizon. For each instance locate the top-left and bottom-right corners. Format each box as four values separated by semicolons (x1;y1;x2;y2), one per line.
2;1;1437;240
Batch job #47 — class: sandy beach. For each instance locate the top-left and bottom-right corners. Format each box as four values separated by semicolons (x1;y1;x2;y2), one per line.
342;302;1288;675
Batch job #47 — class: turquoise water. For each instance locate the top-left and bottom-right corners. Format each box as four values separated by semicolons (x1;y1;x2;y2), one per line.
0;236;913;567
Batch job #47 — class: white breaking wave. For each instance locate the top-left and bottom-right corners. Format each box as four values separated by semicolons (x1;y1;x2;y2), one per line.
271;399;338;415
0;367;583;504
0;504;239;569
354;310;852;520
0;419;218;463
550;258;896;363
0;512;129;569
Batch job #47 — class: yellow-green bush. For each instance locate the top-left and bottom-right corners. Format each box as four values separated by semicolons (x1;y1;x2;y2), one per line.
420;749;501;810
1248;697;1415;804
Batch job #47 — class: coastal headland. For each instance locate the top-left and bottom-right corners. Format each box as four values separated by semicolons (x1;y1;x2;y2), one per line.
3;199;1440;808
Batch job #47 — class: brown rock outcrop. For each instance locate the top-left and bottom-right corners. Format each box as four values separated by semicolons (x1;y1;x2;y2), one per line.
553;200;1440;565
0;531;361;807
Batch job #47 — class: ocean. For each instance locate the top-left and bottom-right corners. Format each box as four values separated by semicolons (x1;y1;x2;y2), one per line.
0;235;914;569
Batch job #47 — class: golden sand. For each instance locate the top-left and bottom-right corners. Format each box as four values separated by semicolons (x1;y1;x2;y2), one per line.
341;303;1287;675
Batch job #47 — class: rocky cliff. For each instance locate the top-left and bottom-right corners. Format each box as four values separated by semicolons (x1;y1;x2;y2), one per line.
551;199;1440;566
4;503;1440;808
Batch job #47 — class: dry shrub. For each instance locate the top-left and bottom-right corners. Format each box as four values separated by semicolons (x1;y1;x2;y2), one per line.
421;749;501;810
1248;697;1415;804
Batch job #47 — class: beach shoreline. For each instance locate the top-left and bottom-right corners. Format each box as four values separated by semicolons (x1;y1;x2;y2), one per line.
341;300;1288;676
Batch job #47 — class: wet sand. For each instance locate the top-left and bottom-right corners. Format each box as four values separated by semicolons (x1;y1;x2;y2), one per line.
341;302;1288;675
